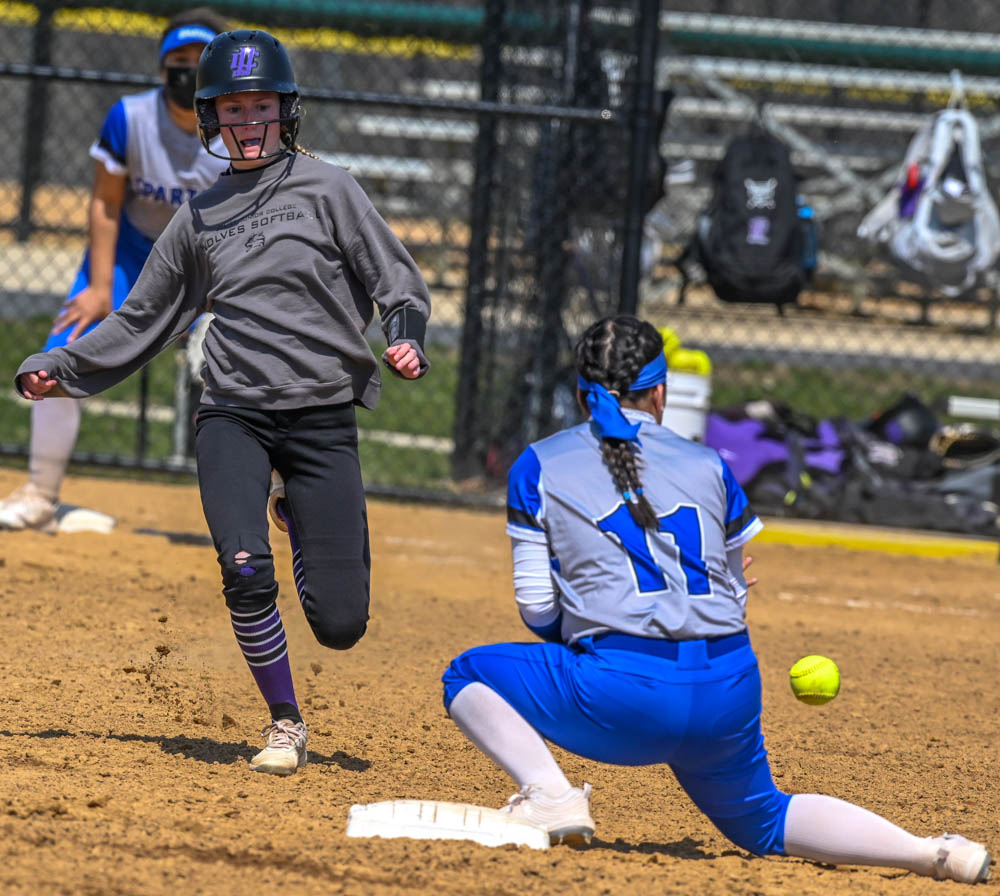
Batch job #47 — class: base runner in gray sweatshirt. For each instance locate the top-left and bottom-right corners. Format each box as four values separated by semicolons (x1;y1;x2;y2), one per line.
15;30;431;777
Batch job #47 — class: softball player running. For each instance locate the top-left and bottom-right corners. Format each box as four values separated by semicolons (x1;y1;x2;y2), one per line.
15;29;431;776
442;316;990;884
0;7;229;533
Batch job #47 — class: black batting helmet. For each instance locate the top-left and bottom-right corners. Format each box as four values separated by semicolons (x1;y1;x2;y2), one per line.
194;29;300;160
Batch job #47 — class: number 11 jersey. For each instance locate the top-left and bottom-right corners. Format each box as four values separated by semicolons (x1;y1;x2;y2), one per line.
506;408;762;643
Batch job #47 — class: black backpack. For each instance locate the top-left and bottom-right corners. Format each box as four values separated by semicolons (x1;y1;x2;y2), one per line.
677;129;816;311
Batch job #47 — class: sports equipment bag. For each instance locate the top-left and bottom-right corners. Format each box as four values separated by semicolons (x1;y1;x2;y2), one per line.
677;129;816;310
705;398;1000;536
858;106;1000;296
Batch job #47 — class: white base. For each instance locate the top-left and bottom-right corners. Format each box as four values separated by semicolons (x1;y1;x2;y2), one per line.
54;504;116;534
346;800;550;850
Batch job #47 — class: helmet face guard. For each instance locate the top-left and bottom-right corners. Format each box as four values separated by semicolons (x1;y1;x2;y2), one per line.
194;30;301;161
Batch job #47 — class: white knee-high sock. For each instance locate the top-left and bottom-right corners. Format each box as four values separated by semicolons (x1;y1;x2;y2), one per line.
29;398;82;500
783;793;938;874
448;682;572;795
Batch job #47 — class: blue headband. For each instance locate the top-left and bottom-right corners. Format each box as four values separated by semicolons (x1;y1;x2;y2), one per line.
577;353;667;443
159;25;217;63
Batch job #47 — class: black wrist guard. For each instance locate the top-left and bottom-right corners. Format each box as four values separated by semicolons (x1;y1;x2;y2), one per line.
384;306;427;352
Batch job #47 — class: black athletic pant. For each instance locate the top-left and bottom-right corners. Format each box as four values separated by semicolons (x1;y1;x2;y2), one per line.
195;402;370;650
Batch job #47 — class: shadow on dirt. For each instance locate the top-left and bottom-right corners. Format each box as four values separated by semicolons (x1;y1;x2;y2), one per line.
587;835;745;861
0;728;371;770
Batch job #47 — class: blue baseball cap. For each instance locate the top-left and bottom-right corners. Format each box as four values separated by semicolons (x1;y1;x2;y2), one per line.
159;24;217;63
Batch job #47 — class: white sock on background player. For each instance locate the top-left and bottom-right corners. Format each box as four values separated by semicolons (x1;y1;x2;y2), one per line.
29;396;82;500
784;793;940;873
448;682;572;796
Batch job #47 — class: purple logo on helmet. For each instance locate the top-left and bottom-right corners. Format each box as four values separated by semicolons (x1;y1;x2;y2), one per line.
230;47;260;77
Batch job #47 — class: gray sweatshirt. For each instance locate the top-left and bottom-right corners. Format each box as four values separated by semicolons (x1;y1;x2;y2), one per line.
16;152;431;411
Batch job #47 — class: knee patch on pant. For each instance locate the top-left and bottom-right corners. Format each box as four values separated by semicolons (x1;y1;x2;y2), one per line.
295;545;370;650
219;545;279;612
308;612;368;651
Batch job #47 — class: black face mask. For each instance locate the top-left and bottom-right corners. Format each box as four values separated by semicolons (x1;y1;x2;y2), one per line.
164;65;197;109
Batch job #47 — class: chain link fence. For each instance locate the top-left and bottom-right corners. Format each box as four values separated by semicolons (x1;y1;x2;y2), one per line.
642;5;1000;421
1;1;999;523
634;4;1000;532
0;0;658;501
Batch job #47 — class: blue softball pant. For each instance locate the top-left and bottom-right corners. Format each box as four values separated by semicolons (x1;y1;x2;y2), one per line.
44;220;200;351
43;222;151;351
442;632;791;856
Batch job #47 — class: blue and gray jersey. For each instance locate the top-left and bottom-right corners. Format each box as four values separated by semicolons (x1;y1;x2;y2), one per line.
90;87;226;253
506;408;762;643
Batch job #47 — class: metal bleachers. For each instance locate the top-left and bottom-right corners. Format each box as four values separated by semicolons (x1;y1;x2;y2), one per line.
651;11;1000;330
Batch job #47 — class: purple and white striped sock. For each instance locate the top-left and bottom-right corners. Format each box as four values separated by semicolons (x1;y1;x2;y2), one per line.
276;500;307;608
229;603;299;719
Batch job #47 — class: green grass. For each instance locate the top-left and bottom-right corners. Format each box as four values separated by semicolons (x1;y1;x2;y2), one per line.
364;343;457;438
0;319;460;488
4;318;993;493
709;360;996;424
1;316;181;461
358;441;452;488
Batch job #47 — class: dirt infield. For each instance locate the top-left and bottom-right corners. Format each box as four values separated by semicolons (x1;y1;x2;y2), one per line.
1;468;996;895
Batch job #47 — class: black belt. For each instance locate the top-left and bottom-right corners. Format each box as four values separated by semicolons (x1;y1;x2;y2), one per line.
591;630;749;659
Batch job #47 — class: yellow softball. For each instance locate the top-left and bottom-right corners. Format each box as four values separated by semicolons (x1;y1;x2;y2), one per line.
789;655;840;705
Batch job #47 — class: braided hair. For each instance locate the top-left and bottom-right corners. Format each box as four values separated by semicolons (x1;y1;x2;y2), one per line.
575;316;664;529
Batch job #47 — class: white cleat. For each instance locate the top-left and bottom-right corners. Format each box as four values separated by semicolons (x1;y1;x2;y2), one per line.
500;783;594;845
249;719;307;776
0;482;58;533
929;834;992;884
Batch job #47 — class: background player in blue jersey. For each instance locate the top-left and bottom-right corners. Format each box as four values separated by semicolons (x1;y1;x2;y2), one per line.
0;7;229;533
441;315;990;884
